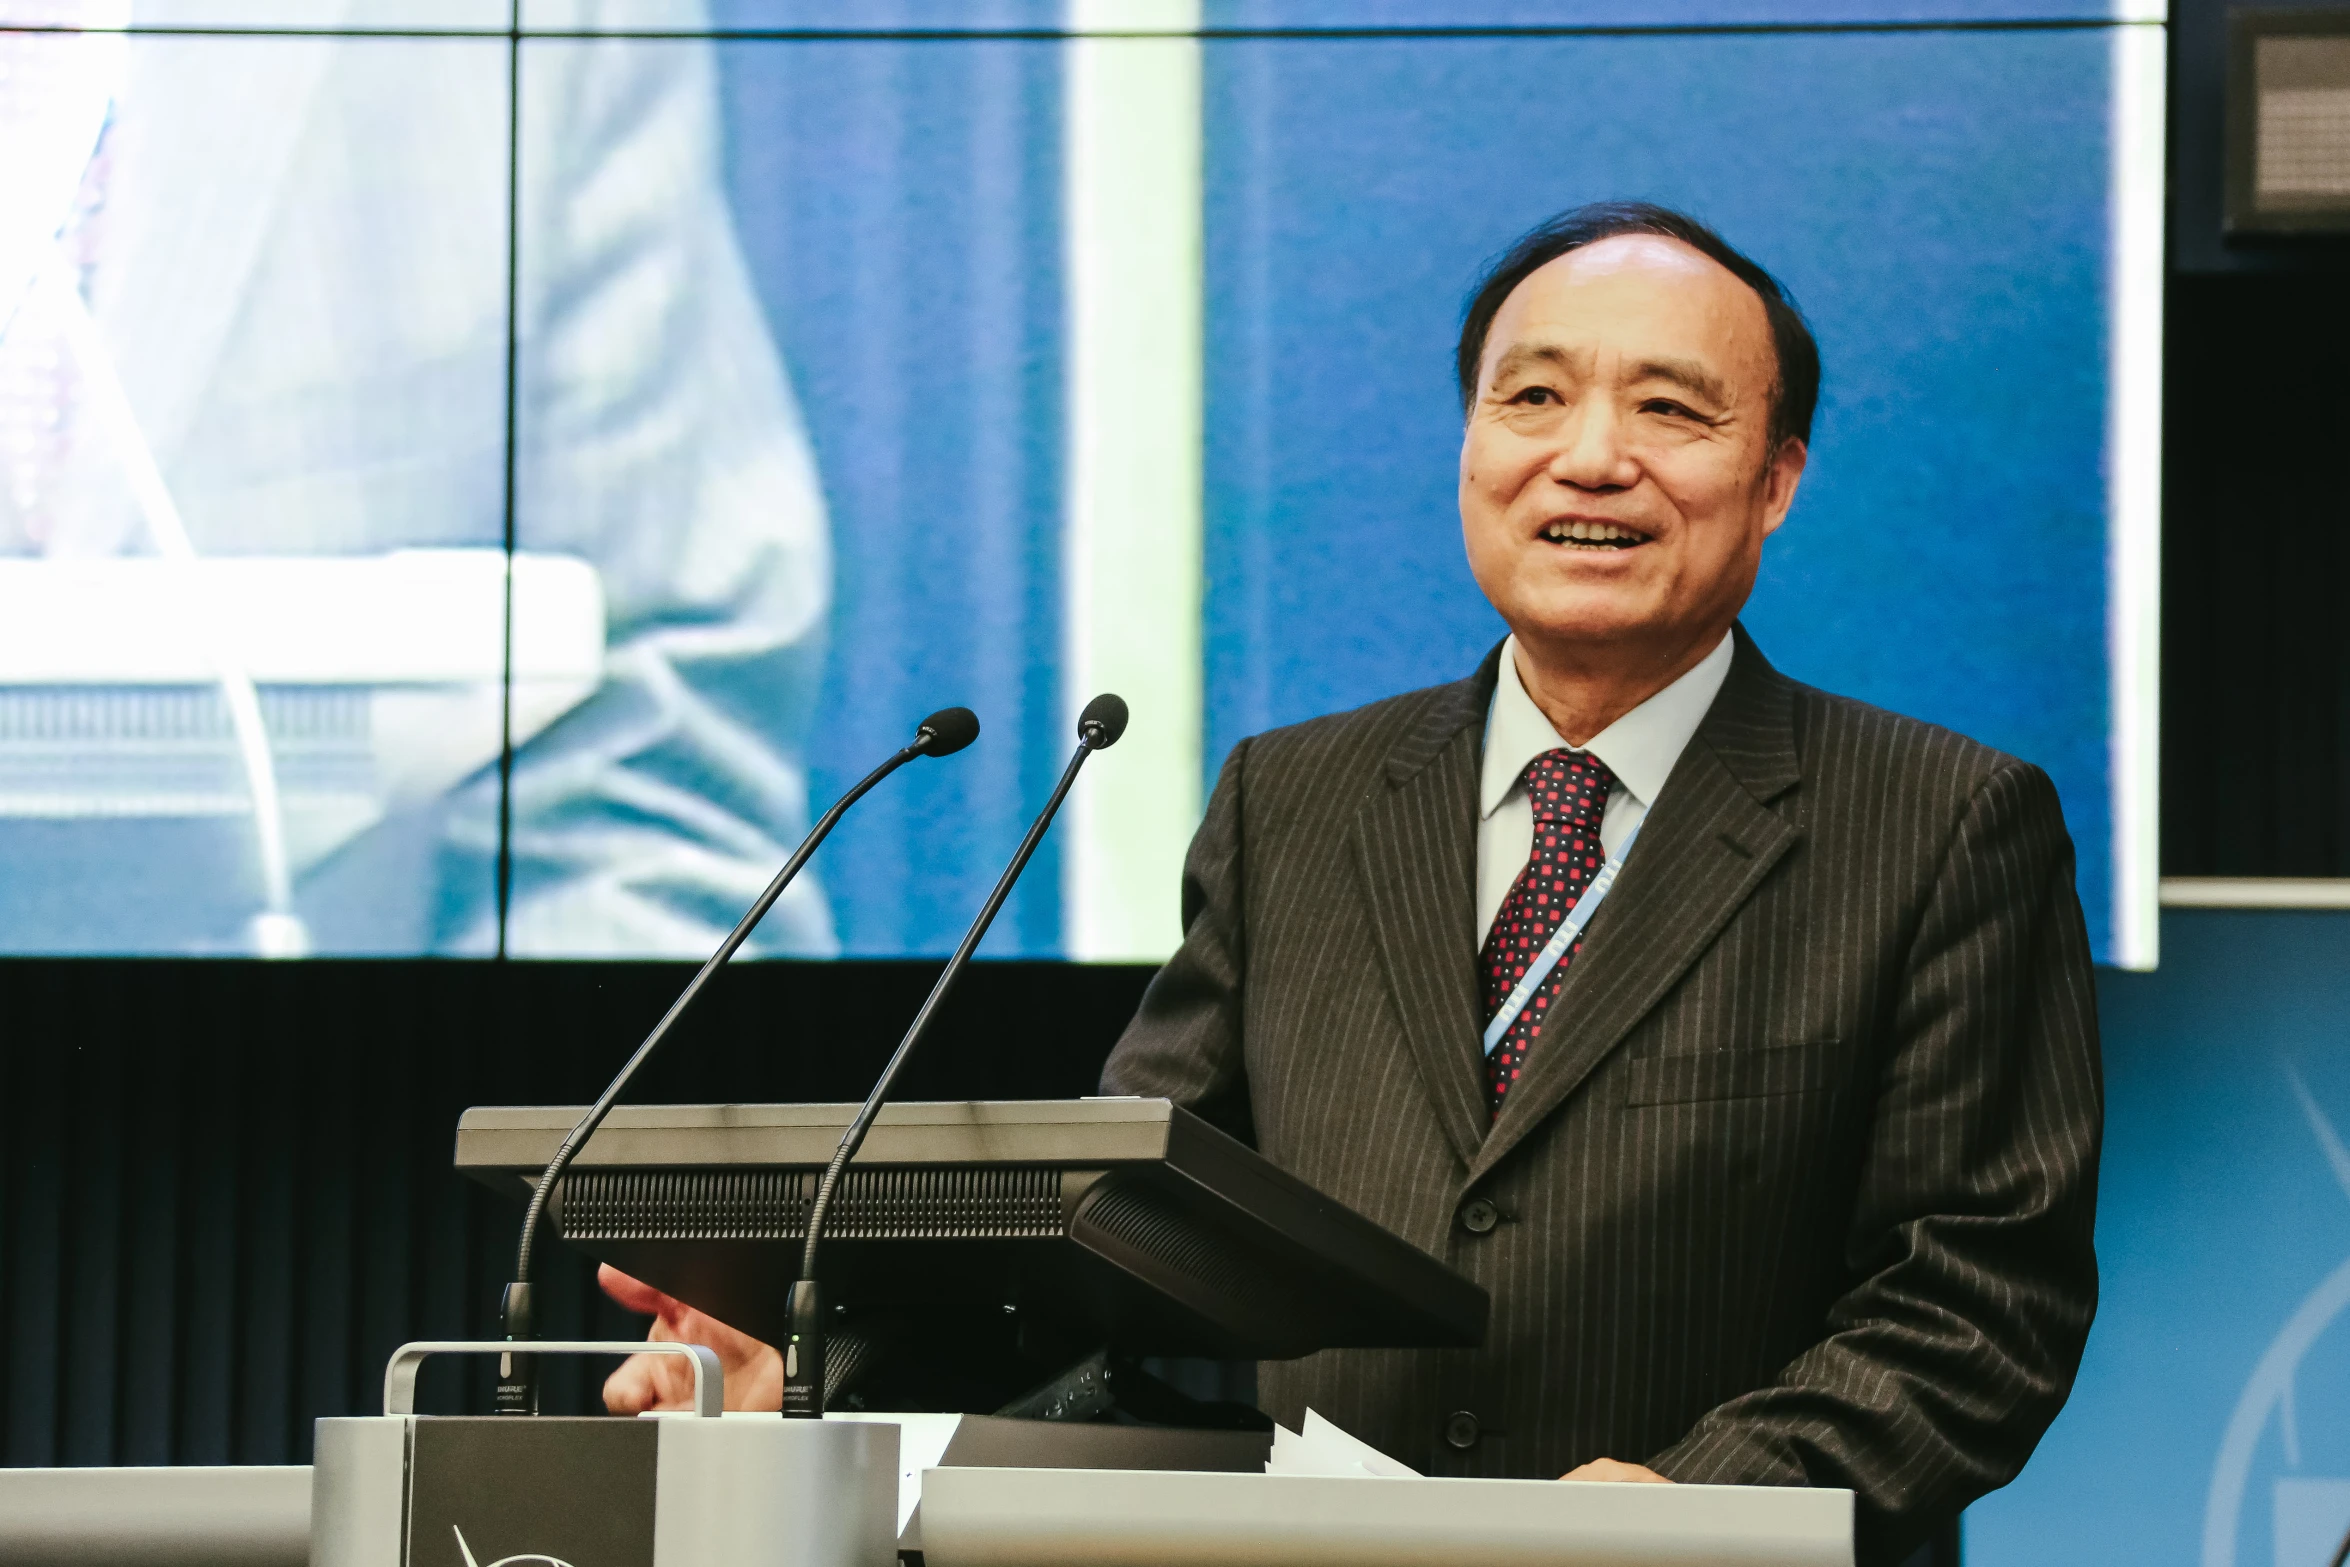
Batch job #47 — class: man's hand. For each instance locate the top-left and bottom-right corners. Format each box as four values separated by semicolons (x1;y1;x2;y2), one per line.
1560;1458;1673;1484
598;1264;782;1413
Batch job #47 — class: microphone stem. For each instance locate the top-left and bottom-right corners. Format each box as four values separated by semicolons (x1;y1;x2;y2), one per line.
507;740;925;1300
797;738;1095;1287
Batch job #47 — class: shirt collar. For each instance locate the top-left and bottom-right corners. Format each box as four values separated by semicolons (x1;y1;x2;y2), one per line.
1479;630;1736;820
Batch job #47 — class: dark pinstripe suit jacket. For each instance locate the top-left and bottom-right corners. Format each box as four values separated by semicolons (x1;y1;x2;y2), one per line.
1100;627;2101;1565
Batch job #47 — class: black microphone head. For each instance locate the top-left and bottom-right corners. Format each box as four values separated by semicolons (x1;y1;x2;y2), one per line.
1078;693;1129;750
915;707;980;756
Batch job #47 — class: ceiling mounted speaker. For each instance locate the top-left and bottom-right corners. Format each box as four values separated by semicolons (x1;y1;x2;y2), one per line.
2228;8;2350;234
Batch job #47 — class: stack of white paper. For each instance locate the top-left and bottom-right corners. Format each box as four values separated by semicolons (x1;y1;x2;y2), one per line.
1265;1409;1421;1480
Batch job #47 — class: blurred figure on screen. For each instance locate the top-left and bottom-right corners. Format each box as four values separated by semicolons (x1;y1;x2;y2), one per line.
0;2;834;956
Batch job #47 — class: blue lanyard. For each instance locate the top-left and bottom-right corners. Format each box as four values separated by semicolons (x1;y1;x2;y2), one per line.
1481;819;1643;1057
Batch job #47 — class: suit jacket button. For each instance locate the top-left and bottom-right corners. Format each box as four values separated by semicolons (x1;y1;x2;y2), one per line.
1458;1198;1500;1235
1443;1410;1481;1450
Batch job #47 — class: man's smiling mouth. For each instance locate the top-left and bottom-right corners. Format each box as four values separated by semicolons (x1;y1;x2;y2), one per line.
1542;520;1650;550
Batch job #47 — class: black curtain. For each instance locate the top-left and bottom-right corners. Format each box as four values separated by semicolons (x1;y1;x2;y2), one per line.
2161;270;2350;875
0;958;1147;1466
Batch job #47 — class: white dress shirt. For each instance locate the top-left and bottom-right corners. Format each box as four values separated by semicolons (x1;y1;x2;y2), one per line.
1476;631;1736;944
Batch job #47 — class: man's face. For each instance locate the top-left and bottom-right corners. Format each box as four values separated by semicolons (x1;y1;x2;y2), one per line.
1459;234;1806;667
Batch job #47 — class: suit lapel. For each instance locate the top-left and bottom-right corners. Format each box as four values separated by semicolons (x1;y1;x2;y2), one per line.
1469;628;1804;1182
1349;647;1502;1170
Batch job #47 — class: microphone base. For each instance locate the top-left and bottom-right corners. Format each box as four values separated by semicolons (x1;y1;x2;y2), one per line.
494;1281;538;1416
781;1278;826;1419
491;1358;537;1417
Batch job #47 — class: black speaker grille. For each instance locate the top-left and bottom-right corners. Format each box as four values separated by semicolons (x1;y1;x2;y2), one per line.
554;1165;1065;1241
1074;1178;1289;1325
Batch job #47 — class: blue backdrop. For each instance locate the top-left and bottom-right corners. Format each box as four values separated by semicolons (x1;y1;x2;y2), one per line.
1969;909;2350;1567
1202;23;2126;960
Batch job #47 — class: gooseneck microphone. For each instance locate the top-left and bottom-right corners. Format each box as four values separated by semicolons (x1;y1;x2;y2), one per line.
494;706;980;1415
780;693;1128;1418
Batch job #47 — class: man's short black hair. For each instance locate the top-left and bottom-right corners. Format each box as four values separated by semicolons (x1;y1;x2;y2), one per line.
1455;201;1821;454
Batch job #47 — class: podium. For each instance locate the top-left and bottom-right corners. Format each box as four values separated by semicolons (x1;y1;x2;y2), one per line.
915;1467;1855;1567
0;1452;1854;1567
0;1095;1853;1566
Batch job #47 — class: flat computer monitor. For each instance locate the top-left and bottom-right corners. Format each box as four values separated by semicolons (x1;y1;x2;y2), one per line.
456;1098;1487;1413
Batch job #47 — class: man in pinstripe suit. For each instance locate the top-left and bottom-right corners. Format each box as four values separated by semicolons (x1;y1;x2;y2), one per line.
1099;202;2101;1564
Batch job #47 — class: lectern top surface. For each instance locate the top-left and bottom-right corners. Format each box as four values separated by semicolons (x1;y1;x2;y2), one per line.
458;1097;1172;1132
455;1098;1194;1170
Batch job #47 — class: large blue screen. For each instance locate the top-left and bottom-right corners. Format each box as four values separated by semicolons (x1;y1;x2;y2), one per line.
0;4;2158;960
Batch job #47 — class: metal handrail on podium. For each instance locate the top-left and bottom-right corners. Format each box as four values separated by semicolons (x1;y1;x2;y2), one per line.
380;1339;722;1419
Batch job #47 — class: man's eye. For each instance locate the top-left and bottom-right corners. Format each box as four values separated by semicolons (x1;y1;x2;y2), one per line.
1513;387;1559;406
1642;399;1702;420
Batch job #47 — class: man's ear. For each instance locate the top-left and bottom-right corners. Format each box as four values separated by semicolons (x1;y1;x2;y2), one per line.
1759;436;1808;537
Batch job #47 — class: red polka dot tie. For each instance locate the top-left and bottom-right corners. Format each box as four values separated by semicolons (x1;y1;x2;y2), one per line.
1480;749;1617;1120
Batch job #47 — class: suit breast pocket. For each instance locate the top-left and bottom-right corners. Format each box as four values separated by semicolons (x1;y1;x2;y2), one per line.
1623;1039;1843;1107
